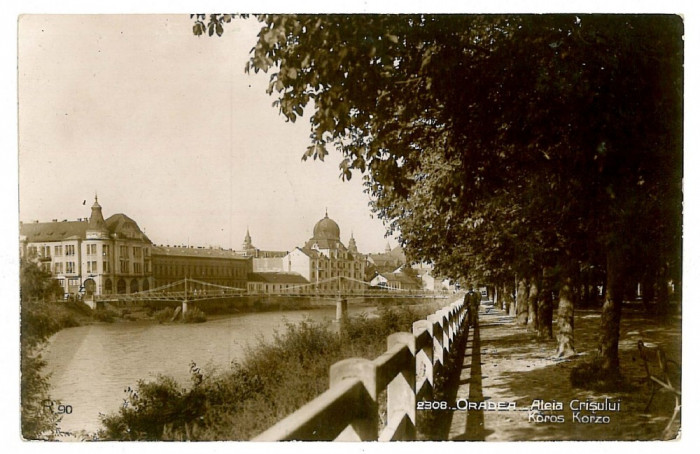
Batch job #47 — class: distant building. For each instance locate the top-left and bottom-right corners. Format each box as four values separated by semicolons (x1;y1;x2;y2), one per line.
151;245;252;290
367;243;406;274
411;262;451;292
370;269;422;291
282;211;366;292
247;272;310;294
238;228;288;272
19;197;152;298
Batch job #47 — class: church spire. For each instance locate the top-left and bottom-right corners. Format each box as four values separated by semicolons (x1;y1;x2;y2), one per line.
348;230;358;254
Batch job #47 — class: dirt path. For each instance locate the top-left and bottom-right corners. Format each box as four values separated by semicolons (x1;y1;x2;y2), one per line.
447;304;681;441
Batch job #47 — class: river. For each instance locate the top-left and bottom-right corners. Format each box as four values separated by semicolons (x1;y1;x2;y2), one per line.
42;305;378;435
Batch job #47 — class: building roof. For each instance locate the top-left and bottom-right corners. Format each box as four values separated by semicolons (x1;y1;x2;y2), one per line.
20;220;89;243
312;212;340;241
152;245;250;260
20;201;151;244
379;270;422;287
247;272;310;284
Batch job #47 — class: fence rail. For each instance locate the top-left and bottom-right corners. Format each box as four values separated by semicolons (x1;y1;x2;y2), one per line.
253;295;469;441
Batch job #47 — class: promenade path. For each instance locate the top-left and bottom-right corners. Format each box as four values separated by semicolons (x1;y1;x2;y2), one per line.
446;304;681;441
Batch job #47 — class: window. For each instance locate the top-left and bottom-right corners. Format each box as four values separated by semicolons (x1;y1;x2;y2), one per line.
103;261;110;273
103;245;110;256
54;262;63;274
41;246;51;258
86;261;97;273
66;262;75;274
87;244;97;255
66;245;75;256
120;260;129;273
28;246;37;256
133;262;142;274
120;245;129;257
133;247;142;259
54;245;63;256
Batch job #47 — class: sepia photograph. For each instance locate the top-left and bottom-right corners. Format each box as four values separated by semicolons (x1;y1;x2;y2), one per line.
9;1;694;446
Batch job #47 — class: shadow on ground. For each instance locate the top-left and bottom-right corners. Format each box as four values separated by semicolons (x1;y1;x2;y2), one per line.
448;304;681;441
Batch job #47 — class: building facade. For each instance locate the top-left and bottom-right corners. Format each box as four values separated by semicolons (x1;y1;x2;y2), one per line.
19;197;153;298
151;245;252;290
282;212;366;292
247;272;310;294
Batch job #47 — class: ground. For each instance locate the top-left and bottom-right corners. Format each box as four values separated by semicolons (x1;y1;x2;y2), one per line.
442;303;681;441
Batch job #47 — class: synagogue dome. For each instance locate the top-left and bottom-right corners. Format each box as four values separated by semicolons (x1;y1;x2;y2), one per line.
312;212;340;241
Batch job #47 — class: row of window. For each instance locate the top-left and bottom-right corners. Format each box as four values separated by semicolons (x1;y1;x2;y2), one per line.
29;243;149;258
52;260;152;275
154;263;247;278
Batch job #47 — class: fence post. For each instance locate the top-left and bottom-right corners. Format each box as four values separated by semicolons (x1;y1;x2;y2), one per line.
413;320;434;401
427;313;444;369
385;332;416;440
329;358;378;441
439;309;451;352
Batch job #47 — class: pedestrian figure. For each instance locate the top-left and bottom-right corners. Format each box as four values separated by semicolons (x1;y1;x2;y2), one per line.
467;286;479;327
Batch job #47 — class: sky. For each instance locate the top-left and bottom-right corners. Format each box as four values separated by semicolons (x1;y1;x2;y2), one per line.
17;14;396;254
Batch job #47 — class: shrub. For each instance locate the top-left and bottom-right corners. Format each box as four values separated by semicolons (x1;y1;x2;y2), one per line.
183;306;207;323
153;307;175;323
92;308;119;323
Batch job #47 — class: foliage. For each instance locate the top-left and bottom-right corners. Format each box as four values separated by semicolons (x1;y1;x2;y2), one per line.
182;306;207;323
196;14;683;373
92;308;119;323
20;257;64;303
153;307;175;323
20;351;62;439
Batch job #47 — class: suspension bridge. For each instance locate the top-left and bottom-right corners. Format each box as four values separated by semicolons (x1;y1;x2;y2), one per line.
93;275;449;315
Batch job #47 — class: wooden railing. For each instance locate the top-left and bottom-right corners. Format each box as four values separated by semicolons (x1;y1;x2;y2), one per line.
253;295;468;441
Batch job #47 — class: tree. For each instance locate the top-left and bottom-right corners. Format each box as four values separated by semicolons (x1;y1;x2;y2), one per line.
20;257;63;302
197;14;683;375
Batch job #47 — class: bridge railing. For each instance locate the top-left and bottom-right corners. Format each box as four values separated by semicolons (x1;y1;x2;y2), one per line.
253;295;468;441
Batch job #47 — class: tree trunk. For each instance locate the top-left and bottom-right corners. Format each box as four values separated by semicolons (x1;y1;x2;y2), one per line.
515;276;529;325
656;263;670;312
599;246;625;377
556;265;576;358
527;277;539;330
538;268;554;340
503;282;515;314
641;271;654;313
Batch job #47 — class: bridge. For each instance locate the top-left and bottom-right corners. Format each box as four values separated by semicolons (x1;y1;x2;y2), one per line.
92;275;449;317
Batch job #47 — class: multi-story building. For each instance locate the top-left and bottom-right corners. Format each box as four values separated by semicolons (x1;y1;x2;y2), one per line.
247;272;310;294
151;245;252;290
282;211;365;292
19;197;153;298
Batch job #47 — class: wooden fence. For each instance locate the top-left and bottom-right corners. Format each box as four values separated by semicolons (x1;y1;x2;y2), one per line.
253;296;469;441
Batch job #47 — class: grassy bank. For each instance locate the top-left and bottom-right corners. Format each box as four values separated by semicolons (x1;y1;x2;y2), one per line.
98;300;445;440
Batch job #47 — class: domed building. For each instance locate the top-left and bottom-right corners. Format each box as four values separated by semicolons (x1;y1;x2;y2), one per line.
283;211;366;292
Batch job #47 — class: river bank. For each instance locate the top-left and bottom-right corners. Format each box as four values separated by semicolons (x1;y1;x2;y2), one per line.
40;298;451;440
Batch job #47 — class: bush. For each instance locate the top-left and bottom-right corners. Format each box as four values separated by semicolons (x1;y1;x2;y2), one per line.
92;308;119;323
183;306;207;323
153;307;175;323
